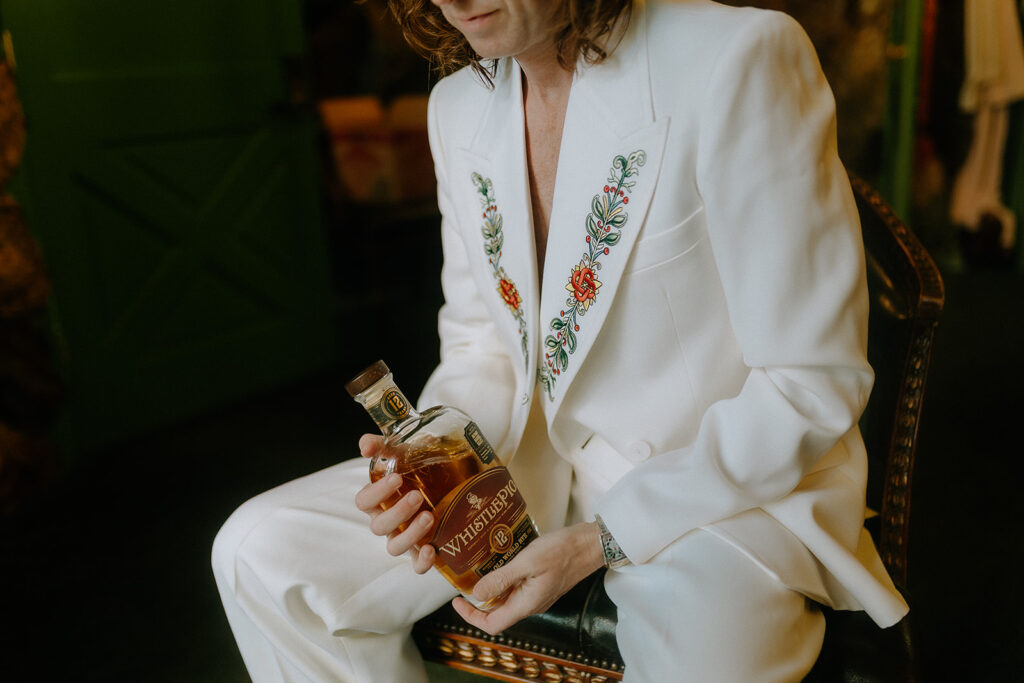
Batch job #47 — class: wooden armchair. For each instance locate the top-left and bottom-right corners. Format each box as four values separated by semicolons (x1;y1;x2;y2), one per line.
413;177;945;682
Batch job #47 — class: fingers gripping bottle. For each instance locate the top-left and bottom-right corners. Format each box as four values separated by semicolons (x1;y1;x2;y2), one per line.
346;361;538;610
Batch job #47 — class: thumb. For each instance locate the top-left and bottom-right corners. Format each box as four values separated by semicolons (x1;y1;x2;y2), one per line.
358;434;383;458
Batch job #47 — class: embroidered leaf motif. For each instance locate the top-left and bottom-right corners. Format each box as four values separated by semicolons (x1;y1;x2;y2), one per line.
565;327;577;353
556;345;569;371
472;173;529;371
536;149;647;401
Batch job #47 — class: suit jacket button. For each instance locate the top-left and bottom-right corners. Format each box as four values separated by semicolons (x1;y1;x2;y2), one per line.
626;440;652;463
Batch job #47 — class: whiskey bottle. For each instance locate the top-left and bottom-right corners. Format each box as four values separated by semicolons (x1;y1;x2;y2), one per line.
346;360;538;610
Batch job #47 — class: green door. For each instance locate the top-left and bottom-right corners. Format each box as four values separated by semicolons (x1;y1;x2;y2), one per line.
3;0;339;455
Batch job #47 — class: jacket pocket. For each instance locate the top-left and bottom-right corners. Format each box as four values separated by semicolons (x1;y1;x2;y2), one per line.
627;206;706;274
571;434;638;494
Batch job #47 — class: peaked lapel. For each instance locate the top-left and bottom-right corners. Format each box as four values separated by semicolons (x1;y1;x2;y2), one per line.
451;61;539;397
537;5;669;423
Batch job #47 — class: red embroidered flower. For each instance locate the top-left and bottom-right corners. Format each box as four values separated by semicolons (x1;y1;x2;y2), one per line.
565;261;602;311
498;278;522;311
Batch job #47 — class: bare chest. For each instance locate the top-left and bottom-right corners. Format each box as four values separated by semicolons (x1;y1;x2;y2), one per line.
525;105;566;282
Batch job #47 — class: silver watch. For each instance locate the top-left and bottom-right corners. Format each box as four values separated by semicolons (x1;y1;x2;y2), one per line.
595;514;630;569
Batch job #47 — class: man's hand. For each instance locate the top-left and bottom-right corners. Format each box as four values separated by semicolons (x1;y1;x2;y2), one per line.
353;433;436;574
452;521;605;635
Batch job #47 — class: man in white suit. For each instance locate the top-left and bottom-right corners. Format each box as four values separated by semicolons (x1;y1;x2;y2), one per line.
212;1;910;681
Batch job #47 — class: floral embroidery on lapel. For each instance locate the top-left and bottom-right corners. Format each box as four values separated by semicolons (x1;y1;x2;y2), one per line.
472;172;529;369
537;150;647;401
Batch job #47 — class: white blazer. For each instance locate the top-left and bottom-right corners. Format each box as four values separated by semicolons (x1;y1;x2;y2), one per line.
417;0;909;627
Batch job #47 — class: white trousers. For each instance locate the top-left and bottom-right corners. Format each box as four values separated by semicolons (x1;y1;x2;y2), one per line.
213;457;825;683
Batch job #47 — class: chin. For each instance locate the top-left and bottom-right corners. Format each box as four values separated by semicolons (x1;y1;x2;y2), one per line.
464;37;513;61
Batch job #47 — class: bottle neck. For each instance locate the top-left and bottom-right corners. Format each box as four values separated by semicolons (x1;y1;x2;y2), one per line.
354;374;418;437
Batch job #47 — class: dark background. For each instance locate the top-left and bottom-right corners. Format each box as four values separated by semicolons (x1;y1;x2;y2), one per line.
1;1;1022;681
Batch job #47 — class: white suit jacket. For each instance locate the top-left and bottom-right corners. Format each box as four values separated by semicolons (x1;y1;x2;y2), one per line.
417;0;909;627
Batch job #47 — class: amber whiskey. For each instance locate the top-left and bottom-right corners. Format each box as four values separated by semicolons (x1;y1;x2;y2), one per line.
346;360;538;610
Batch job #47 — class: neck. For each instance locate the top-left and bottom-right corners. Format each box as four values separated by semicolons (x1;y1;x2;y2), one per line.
517;44;573;103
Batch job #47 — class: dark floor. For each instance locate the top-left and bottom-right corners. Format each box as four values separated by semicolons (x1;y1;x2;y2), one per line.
0;267;1022;682
906;268;1024;682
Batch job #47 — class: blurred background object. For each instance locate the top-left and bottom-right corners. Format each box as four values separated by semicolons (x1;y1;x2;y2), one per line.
0;55;60;517
319;94;433;205
949;0;1024;267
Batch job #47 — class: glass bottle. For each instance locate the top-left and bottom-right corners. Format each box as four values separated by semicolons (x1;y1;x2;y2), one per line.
346;360;538;610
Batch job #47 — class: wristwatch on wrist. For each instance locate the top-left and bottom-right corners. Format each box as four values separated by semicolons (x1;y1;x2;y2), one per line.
595;514;631;569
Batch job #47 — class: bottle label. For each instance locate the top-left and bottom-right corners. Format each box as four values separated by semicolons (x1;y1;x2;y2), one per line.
380;389;410;420
475;517;538;576
432;466;537;576
367;387;410;429
463;422;496;464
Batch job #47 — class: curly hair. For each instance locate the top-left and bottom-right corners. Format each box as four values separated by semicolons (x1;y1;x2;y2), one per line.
386;0;634;85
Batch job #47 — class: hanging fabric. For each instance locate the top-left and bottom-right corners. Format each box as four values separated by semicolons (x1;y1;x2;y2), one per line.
950;0;1024;251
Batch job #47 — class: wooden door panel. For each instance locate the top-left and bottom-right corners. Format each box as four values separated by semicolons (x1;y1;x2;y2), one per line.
5;0;338;453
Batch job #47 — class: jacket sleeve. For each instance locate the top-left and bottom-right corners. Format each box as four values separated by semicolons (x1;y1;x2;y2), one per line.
416;83;517;451
594;11;874;564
